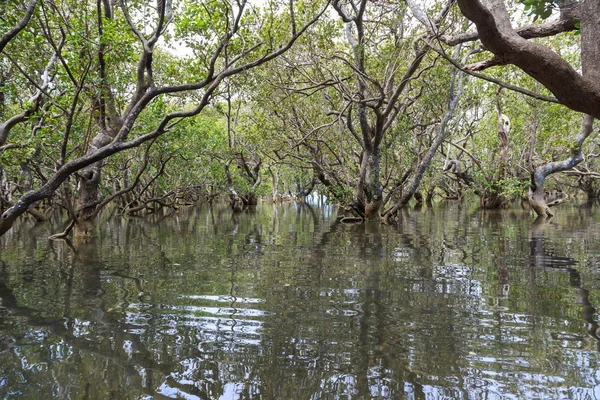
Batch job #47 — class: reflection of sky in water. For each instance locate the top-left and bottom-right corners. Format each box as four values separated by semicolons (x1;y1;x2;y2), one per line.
1;203;600;399
181;295;266;304
123;299;266;345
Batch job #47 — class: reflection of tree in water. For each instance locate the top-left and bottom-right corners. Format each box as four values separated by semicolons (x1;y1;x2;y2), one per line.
250;203;481;398
0;203;600;398
0;273;161;397
529;217;600;352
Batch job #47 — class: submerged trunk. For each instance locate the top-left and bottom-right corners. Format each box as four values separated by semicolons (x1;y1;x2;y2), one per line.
385;75;464;221
270;169;279;201
529;115;594;218
426;184;435;207
75;164;102;238
384;45;465;223
295;175;316;203
578;177;600;200
528;181;551;218
245;193;258;206
73;1;119;238
482;90;511;209
398;120;447;209
355;150;383;220
224;161;244;212
74;131;112;237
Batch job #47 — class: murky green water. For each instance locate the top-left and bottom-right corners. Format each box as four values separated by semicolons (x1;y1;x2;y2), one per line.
1;201;600;399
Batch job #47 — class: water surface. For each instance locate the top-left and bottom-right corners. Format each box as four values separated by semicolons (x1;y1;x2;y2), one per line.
1;201;600;399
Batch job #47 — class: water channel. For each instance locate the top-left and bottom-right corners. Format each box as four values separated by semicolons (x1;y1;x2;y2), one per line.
0;201;599;399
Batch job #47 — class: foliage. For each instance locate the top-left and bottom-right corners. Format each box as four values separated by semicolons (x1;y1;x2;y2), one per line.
0;0;596;227
520;0;559;20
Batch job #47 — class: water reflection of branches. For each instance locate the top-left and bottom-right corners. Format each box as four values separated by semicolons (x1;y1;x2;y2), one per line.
0;276;168;396
131;217;173;269
530;217;600;352
229;252;239;334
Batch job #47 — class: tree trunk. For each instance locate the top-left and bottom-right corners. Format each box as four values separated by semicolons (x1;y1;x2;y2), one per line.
482;89;511;209
295;174;316;203
244;193;258;206
224;160;244;212
384;55;465;222
0;166;6;209
528;181;551;218
426;185;435;207
270;169;279;201
578;177;599;200
527;1;599;217
75;163;103;237
528;115;594;217
356;149;383;220
396;123;446;209
72;0;120;238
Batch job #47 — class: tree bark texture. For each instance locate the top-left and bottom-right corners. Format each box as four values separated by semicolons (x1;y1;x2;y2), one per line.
456;0;600;119
384;45;465;221
527;0;599;217
356;150;383;220
529;115;594;217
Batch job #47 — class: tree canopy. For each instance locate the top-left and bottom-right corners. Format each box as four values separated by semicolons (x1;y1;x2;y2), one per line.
0;0;598;239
